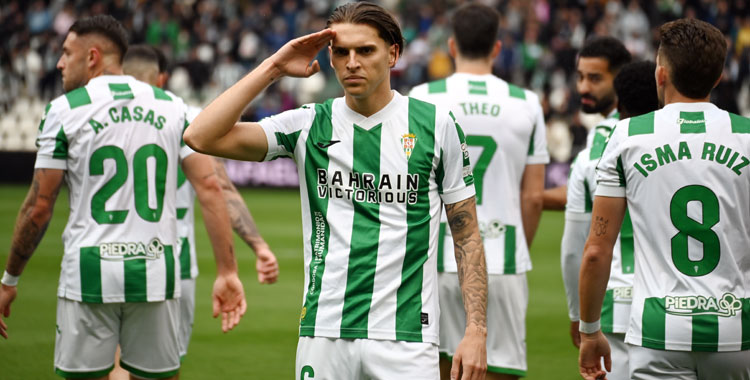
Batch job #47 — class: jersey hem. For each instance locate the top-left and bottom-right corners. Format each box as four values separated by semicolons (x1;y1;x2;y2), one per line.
58;290;179;303
441;185;476;205
34;155;68;170
595;185;626;197
626;335;750;352
299;327;438;344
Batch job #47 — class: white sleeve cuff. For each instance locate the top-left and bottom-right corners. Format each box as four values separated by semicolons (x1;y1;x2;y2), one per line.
526;154;550;165
595;184;626;198
34;156;67;170
565;211;591;222
441;184;476;205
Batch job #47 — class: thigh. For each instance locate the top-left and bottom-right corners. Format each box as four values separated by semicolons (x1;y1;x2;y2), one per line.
604;333;628;380
295;337;361;380
696;351;750;380
54;298;120;378
438;272;464;356
178;278;196;357
486;274;528;376
629;345;697;380
362;339;439;380
119;299;181;379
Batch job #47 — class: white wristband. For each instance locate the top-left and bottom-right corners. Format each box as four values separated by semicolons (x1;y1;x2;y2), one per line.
1;270;20;286
579;319;601;334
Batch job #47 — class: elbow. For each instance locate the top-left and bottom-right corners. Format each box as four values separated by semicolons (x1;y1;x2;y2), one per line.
522;191;544;210
580;242;611;269
182;124;205;154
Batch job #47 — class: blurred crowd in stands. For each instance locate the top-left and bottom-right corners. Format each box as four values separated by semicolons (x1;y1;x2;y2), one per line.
1;0;749;183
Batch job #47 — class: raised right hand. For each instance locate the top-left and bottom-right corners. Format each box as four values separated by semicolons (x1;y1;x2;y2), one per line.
269;29;336;79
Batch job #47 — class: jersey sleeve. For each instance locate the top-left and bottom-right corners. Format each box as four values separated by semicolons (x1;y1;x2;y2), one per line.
595;120;627;198
34;101;69;170
560;217;591;321
565;150;593;219
438;111;476;204
526;95;550;165
258;105;316;161
179;115;196;161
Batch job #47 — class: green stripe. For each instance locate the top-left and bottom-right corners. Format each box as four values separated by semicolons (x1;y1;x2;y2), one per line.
152;86;172;101
37;103;52;133
503;225;516;274
601;289;614;333
450;111;474;187
616;155;626;186
396;98;436;342
164;245;175;299
583;178;593;213
176;208;188;219
691;314;718;352
679;111;706;134
742;298;750;350
436;148;445;194
527;124;536;156
340;123;382;339
628;112;655;136
437;222;446;273
124;258;148;302
65;87;91;109
274;130;302;155
80;247;102;303
53;126;69;159
730;113;750;133
428;79;447;94
589;126;612;160
109;83;134;99
299;100;334;337
508;84;526;99
179;237;191;280
120;361;179;379
468;80;487;95
56;365;114;379
642;297;666;350
620;209;634;274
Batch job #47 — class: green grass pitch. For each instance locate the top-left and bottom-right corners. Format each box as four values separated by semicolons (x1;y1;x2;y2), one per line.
0;185;579;379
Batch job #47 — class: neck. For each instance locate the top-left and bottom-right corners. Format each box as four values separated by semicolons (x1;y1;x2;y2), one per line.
345;86;394;117
601;103;617;118
454;55;493;75
89;61;123;82
663;84;710;105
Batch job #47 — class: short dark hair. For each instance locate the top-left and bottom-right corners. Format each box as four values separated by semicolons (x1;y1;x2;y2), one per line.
327;2;404;56
123;44;158;66
69;15;129;63
579;36;631;74
151;46;168;73
658;18;727;99
614;61;659;118
451;3;499;59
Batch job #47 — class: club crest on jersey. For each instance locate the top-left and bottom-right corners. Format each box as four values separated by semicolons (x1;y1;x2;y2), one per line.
664;293;743;318
401;133;417;160
99;238;165;261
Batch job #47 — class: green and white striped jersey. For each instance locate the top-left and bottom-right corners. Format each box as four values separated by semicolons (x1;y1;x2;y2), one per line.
259;91;475;344
566;117;633;333
409;73;549;275
175;105;203;281
596;102;750;351
35;75;192;303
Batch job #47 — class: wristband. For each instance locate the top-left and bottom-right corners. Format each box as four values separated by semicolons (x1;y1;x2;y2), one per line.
579;319;601;334
1;270;20;286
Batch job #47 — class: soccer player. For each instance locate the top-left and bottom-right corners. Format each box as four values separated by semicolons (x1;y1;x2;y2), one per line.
122;45;279;361
0;16;246;379
184;2;488;379
543;37;632;210
409;4;548;379
579;18;750;380
560;60;658;380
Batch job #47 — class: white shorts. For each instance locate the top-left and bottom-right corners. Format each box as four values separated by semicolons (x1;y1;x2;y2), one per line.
178;278;196;358
438;272;528;376
604;333;628;380
296;337;438;380
629;345;750;380
55;297;180;379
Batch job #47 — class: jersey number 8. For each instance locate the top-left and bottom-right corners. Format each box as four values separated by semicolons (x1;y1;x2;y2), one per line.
670;185;720;277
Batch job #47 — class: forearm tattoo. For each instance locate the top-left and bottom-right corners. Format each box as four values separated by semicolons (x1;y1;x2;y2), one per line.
594;216;608;237
445;198;488;330
214;159;266;251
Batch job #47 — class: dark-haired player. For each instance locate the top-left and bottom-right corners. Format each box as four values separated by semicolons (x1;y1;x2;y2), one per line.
410;3;549;379
561;60;658;380
580;18;750;380
0;16;245;379
184;2;488;379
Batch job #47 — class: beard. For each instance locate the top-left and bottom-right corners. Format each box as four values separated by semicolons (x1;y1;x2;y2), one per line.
580;93;615;114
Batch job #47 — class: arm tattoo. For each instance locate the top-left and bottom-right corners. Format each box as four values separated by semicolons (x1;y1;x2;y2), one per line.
594;216;608;237
445;198;488;330
213;158;267;252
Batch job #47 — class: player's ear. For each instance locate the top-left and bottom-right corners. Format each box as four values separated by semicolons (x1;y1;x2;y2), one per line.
328;46;334;69
490;40;502;59
87;46;100;70
388;43;398;68
448;37;457;59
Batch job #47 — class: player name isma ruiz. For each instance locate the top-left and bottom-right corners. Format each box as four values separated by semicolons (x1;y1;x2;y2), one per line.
633;141;750;177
